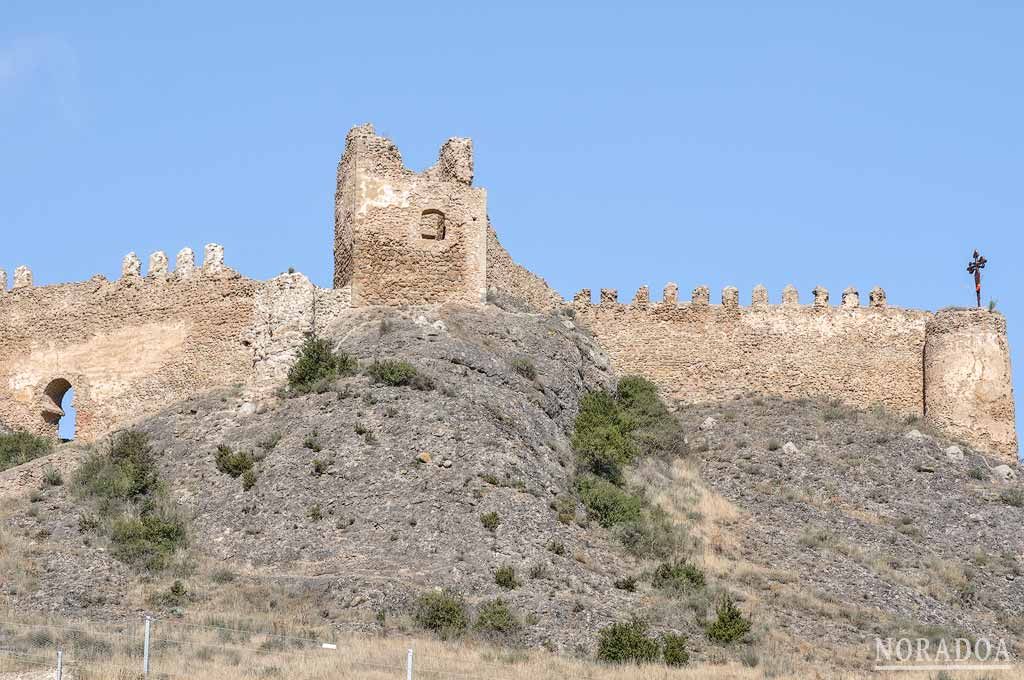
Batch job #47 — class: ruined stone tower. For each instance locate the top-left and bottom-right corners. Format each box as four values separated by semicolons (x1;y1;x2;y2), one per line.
334;124;488;306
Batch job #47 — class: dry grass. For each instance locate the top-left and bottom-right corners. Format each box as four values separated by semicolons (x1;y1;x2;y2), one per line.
4;611;1019;680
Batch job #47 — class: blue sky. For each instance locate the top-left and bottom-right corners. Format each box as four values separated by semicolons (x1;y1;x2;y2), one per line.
1;2;1021;451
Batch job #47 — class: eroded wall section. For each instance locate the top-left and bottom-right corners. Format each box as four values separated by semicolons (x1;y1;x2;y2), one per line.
0;251;350;441
335;124;487;306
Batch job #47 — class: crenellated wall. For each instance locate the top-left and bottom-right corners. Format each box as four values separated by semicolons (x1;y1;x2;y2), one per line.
0;124;1016;463
0;247;350;441
573;283;1018;461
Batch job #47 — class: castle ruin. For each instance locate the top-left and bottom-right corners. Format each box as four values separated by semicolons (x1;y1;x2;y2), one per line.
0;124;1017;461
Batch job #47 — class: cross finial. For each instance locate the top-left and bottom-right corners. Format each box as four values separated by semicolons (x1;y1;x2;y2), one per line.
966;250;987;308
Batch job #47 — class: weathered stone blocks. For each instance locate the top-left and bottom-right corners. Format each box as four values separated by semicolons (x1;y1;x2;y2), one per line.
122;253;141;279
148;251;168;278
176;248;196;276
13;266;32;289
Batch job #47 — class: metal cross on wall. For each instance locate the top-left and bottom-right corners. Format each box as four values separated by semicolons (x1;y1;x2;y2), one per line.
966;250;987;308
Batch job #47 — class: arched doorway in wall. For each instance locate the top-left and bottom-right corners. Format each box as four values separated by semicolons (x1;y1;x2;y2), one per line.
41;378;77;441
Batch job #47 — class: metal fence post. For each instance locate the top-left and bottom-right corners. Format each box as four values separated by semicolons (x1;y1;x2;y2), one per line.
406;648;413;680
55;649;63;680
143;615;152;678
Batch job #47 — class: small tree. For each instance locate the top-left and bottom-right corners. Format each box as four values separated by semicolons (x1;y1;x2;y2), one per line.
706;593;752;643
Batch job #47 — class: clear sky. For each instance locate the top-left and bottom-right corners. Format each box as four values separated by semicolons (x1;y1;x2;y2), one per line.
2;2;1021;454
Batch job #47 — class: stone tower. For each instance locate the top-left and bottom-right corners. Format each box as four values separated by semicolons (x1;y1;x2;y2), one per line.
334;123;488;306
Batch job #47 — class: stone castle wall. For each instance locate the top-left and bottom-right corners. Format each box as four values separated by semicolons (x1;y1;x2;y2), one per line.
334;124;488;306
0;247;349;441
0;123;1016;463
574;284;1018;461
485;223;563;312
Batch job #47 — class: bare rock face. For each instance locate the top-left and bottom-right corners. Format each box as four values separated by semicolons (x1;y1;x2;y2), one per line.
1;306;623;651
992;464;1017;481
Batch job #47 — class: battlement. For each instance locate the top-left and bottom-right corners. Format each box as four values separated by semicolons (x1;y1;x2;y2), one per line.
572;282;1017;460
574;284;898;311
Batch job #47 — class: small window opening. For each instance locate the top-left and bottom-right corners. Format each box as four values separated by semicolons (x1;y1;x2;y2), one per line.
419;209;446;240
41;378;76;441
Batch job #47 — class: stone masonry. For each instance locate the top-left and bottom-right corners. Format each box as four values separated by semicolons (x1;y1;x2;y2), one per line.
0;124;1017;462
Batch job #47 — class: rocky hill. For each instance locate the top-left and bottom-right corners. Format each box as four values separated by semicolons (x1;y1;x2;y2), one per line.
1;302;1022;677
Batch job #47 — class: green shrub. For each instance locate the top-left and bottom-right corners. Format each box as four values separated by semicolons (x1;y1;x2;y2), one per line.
999;488;1024;508
302;433;322;452
74;431;159;501
151;580;191;608
414;590;469;639
0;431;52;472
474;598;522;639
575;475;643;528
258;432;282;450
367;360;424;388
555;496;576;524
287;335;358;393
510;357;538;381
311;459;328;476
614;576;637;592
596;618;661;665
573;392;637;483
307;504;323;522
661;632;689;666
481;512;501;532
615;376;683;457
617;506;680;560
494;565;519;590
210;569;237;584
968;466;988;481
110;508;187;571
767;439;781;452
572;377;684;484
547;540;566;556
652;561;705;595
77;513;100;534
706;594;752;643
41;466;63;487
214;445;254;478
241;468;257;491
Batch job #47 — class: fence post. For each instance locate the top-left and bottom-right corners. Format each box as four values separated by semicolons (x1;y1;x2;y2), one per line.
406;648;413;680
142;615;152;678
55;649;62;680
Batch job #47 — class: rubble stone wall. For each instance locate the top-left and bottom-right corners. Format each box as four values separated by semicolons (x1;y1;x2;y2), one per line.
334;124;488;306
573;284;1018;461
0;249;350;441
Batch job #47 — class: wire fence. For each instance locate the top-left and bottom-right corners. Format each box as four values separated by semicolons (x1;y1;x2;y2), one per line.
0;613;573;680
